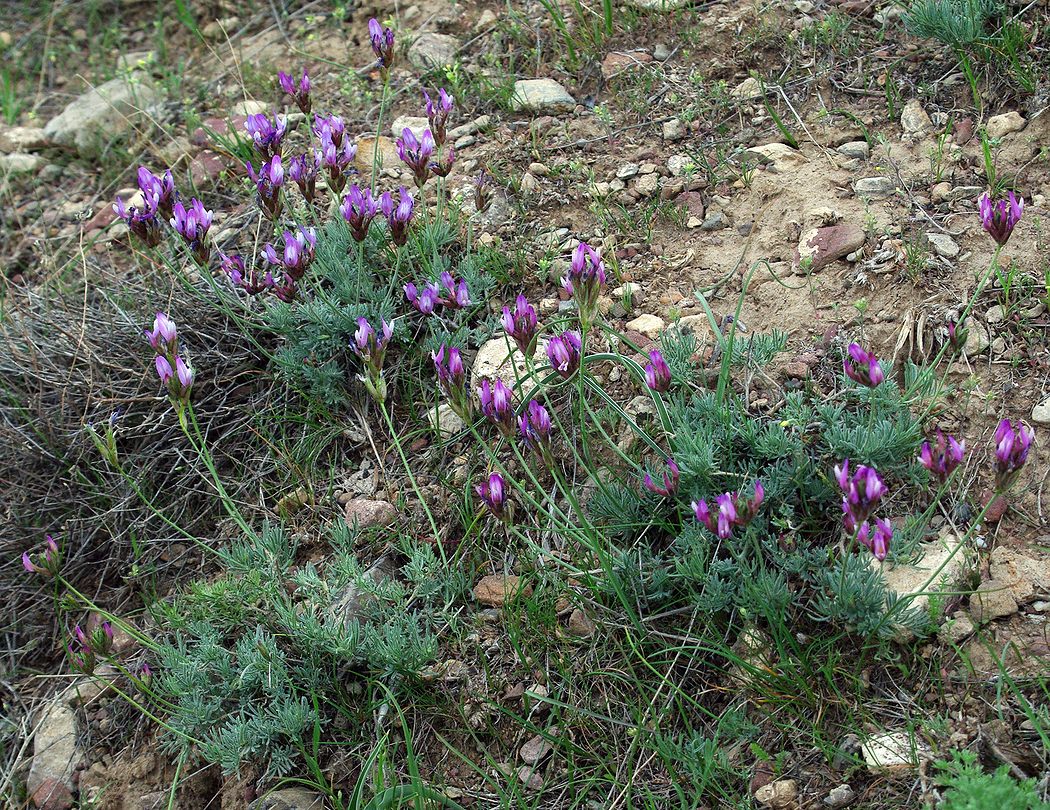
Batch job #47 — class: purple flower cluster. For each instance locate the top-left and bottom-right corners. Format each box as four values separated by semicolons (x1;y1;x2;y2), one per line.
473;169;493;213
405;272;470;315
478;378;515;435
562;242;607;327
476;472;506;518
519;400;552;456
835;459;890;560
350;317;393;402
113;166;176;248
341;184;381;242
244;113;287;159
170;198;213;265
644;458;680;497
369;18;396;70
278;69;311;114
433;344;471;418
381;186;415;246
993;418;1033;491
288;150;321;204
644;350;671;393
424;89;454;146
397;127;436;187
501;295;538;355
68;620;114;676
22;534;61;578
918;430;966;483
692;482;764;539
546;331;582;379
843;343;884;388
247;155;285;220
318;117;357;196
259;227;317;302
146;312;194;404
979;191;1024;247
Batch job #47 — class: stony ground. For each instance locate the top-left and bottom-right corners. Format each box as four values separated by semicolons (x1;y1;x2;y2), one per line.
2;0;1050;808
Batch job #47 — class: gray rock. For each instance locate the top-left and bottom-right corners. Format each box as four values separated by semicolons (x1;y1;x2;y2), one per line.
854;176;895;199
520;730;556;764
0;152;44;174
754;779;797;809
862;731;928;773
249;788;325;810
653;43;671;61
343;498;397;530
900;99;932;137
633;173;659;197
963;322;989;356
329;556;396;626
824;784;856;808
878;534;967;616
925;232;959;258
700;211;726;231
27;701;80;810
731;77;763;99
837;140;869;160
0;125;49;153
970;578;1019;624
390;114;430;139
428;403;465;440
662;118;685;141
667;154;692;176
511;79;575;113
616;162;639;179
472;335;535;390
44;73;162;156
1032;395;1050;426
985;304;1005;324
986;111;1026;139
116;50;157;73
625;0;690;7
407;33;460;70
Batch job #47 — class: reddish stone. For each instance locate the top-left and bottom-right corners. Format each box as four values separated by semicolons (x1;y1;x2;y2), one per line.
601;50;654;80
190;116;247;148
674;191;705;220
983;493;1008;524
796;223;865;271
190;150;227;187
31;778;74;810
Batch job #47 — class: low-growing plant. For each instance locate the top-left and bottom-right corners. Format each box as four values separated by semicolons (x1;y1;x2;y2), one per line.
936;750;1050;809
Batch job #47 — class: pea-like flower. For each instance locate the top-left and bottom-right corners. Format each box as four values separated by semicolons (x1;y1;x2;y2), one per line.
312;113;347;148
350;317;393;402
222;254;267;296
288;150;321;204
835;459;887;534
397;127;435;187
405;282;440;315
843;343;884;388
438;271;471;309
501;294;538;356
136;166;177;217
475;471;506;518
320;132;357;196
423;88;454;146
169;198;213;265
278;68;311;114
341;184;380;242
113;194;163;248
368;18;396;70
68;637;96;676
644;349;671;392
519;399;552;455
380;186;415;246
22;534;61;577
546;331;582;379
433;344;471;418
478;378;515;435
993;418;1033;491
429;146;455;179
145;311;177;354
643;457;680;497
244;112;287;159
262;227;317;282
692;481;763;539
918;430;966;482
77;620;114;656
857;517;893;561
947;318;967;353
978;191;1024;247
155;355;194;401
473;169;492;213
246;155;284;220
563;242;607;327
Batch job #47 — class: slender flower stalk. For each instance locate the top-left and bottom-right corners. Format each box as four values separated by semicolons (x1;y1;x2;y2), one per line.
993;418;1033;491
643;457;680;497
22;535;61;577
562;242;607;328
918;430;966;482
501;295;538;356
319;131;357;196
843;343;885;388
350;317;393;402
644;349;671;392
978;191;1024;246
478;378;515;435
278;68;311;114
433;344;471;418
341;184;380;242
169;198;213;265
546;331;582;379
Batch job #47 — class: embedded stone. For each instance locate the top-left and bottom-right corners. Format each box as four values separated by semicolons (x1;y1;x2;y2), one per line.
986;111;1026;139
407;33;460;70
796;224;865;271
473;574;532;606
511;79;575;113
44;72;162;156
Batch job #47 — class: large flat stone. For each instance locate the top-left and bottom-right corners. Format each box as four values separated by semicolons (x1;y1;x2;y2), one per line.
44;73;162;156
511;79;576;113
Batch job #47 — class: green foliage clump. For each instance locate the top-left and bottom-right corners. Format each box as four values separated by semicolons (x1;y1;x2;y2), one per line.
937;750;1050;810
904;0;1003;47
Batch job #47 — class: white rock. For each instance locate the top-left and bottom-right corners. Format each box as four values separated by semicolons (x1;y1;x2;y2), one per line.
744;142;807;170
27;701;80;808
44;72;162;156
1032;395;1050;426
407;33;460;70
732;77;763;99
428;403;465;440
116;49;157;73
900;99;932;137
0;152;44;174
511;79;575;113
963;322;990;357
862;732;928;773
925;232;959;258
854;176;895;198
231;99;269;117
390;115;430;139
625;0;690;7
667;154;692;176
755;779;798;809
471;336;538;391
986;111;1027;139
662;118;685;141
616;163;640;179
626;313;665;337
877;533;967;616
0;125;49;153
824;784;856;808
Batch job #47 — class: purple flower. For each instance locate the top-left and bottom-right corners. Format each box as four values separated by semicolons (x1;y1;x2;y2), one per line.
429;146;455;179
405;282;440;315
438;272;471;309
501;295;538;356
380;186;415;246
423;88;454;146
244;112;288;159
288;150;321;203
546;331;582;379
136;166;177;216
433;344;470;417
993;418;1033;491
473;169;492;213
262;227;317;282
835;459;887;534
368;18;396;69
691;482;763;539
22;535;61;577
145;311;177;354
978;191;1024;246
947;318;967;352
246;155;284;220
113;194;163;248
857;518;893;561
87;621;114;655
519;400;552;454
312;114;346;148
644;349;671;392
341;184;380;242
475;472;506;518
397;127;435;187
478;378;515;435
562;242;607;327
169;198;213;265
278;68;311;114
350;317;393;402
222;253;266;296
643;458;680;497
843;343;885;388
319;132;357;196
919;430;966;482
68;638;96;676
155;355;193;401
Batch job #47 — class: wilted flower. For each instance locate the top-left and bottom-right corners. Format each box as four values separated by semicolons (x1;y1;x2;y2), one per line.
278;68;311;114
85;620;114;655
288;150;321;203
478;378;515;435
835;459;887;534
136;662;154;688
919;430;966;482
244;112;288;159
475;472;506;518
978;191;1024;247
136;166;177;217
368;18;396;70
502;295;538;356
993;418;1033;491
692;481;763;539
518;399;552;455
113;194;163;248
405;282;440;315
430;146;455;179
169;198;213;265
644;349;671;393
546;331;582;379
380;186;414;246
341;184;380;242
223;254;267;295
947;318;967;353
423;88;454;146
857;518;893;561
246;155;284;220
262;227;317;281
144;311;177;354
397;127;435;187
563;242;607;327
350;317;393;402
433;344;471;418
843;343;884;388
473;169;492;213
22;535;61;578
643;457;680;497
319;131;357;196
